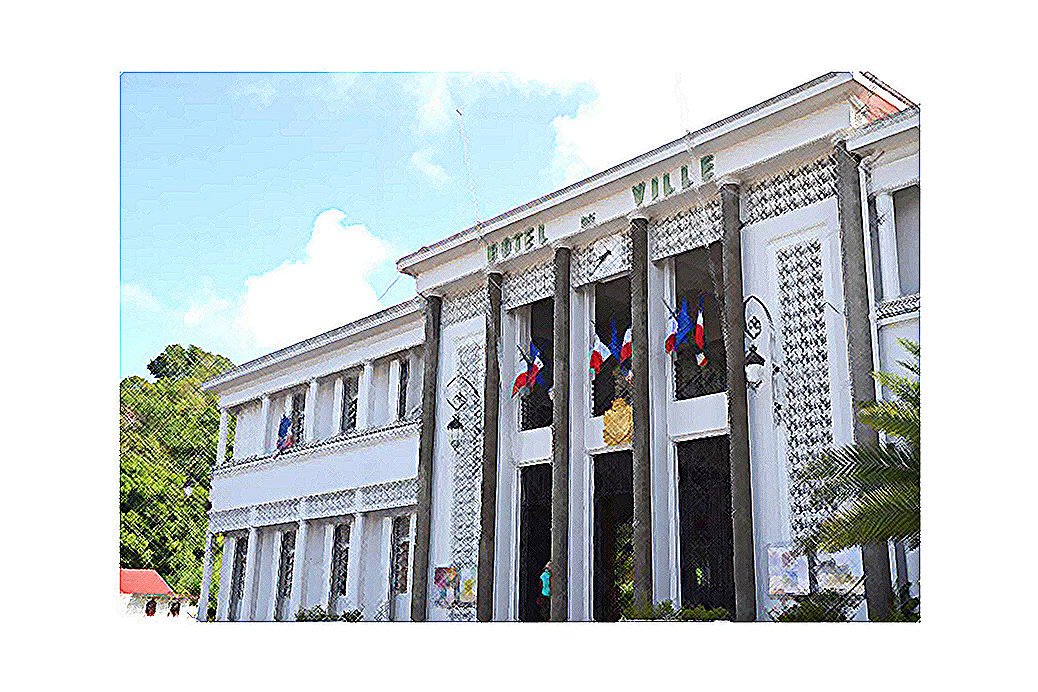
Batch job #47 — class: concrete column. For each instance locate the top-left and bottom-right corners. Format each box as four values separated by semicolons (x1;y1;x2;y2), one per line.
834;139;893;621
240;523;260;621
346;513;365;610
197;530;214;621
266;529;283;621
411;294;442;622
320;522;336;608
215;408;229;467
477;272;502;622
216;534;234;621
875;191;900;299
357;361;374;429
304;378;319;442
629;212;653;614
720;180;758;622
550;248;571;621
288;502;309;618
260;395;272;453
332;375;348;435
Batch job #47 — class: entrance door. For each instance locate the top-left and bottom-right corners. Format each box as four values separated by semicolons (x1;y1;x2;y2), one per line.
677;436;735;615
518;463;552;621
593;451;634;622
388;514;414;621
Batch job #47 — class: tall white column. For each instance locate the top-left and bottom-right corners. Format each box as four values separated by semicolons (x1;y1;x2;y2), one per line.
320;523;337;609
215;407;229;467
357;361;374;429
240;523;260;621
197;530;214;621
216;534;234;621
875;191;900;299
260;395;272;453
266;529;283;621
288;500;309;618
304;378;319;442
346;513;365;611
331;376;345;436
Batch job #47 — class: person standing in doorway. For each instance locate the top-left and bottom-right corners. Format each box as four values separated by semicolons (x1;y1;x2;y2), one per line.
538;561;551;621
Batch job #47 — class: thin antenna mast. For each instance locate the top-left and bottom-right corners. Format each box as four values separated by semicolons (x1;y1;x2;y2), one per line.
456;108;481;225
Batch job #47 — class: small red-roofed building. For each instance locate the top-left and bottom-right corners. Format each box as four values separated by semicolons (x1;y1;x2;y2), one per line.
120;568;196;620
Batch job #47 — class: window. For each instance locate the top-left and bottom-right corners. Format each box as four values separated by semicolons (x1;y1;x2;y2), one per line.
341;373;359;432
228;535;248;621
520;297;554;430
893;184;920;295
673;243;727;400
390;515;411;594
329;522;351;605
592;276;632;417
397;357;410;420
274;530;295;621
867;196;884;302
291;392;305;443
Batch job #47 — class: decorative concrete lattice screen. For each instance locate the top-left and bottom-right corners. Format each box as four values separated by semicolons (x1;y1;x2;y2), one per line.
573;231;631;287
450;339;485;621
502;259;553;311
649;197;722;261
776;239;835;543
442;283;489;326
742;155;838;225
876;293;920;320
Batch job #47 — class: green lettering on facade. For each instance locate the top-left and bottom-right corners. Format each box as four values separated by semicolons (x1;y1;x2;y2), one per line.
513;232;523;252
525;227;534;250
538;224;547;243
681;165;692;189
631;182;646;205
651;177;659;200
487;243;497;263
502;236;512;256
663;173;675;196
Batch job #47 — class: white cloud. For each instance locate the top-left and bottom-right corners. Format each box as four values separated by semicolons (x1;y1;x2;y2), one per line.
183;278;231;327
410;148;449;185
235;209;388;351
121;283;163;313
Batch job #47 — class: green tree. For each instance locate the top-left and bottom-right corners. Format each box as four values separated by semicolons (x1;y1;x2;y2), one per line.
798;339;920;553
120;344;234;614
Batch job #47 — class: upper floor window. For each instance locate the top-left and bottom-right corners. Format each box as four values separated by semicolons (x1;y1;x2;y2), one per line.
520;297;554;431
397;357;410;420
341;373;359;432
893;184;920;296
290;392;305;443
592;276;632;417
673;243;726;400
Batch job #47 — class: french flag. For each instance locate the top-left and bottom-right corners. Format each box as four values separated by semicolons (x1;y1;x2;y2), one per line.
694;296;707;367
665;310;678;354
512;369;530;397
589;331;612;379
620;327;632;363
276;414;294;454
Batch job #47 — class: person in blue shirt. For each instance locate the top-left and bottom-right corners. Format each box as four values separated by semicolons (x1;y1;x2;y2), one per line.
538;561;551;621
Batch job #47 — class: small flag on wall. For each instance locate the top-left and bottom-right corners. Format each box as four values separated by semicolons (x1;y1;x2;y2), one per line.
620;327;632;363
276;414;294;453
589;331;612;378
694;296;707;367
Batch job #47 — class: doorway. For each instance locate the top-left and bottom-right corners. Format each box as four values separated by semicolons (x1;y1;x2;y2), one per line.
518;463;552;621
677;436;735;616
593;451;634;622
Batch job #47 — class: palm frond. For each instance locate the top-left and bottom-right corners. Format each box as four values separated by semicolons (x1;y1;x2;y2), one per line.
812;481;920;552
857;401;920;447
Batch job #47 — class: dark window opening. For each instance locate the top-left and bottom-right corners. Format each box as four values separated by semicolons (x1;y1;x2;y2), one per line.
520;298;554;431
867;196;884;302
275;530;295;621
893;184;920;295
229;536;248;621
518;463;553;622
677;436;734;616
673;243;727;400
330;522;351;604
390;515;411;595
593;451;634;622
592;277;632;417
341;374;359;432
291;393;305;442
396;358;410;420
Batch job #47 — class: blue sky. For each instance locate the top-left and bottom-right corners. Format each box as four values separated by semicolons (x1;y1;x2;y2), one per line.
120;70;884;379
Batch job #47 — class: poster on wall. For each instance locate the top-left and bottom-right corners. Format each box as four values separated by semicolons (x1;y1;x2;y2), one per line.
815;548;865;595
768;544;809;596
458;567;477;604
432;566;458;607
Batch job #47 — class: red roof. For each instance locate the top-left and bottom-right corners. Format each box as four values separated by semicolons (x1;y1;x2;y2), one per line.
120;568;174;595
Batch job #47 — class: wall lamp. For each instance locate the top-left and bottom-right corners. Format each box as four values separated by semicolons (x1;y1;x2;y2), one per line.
444;374;478;452
743;295;784;421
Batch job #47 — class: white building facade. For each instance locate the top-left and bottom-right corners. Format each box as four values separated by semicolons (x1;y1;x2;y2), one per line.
200;71;919;622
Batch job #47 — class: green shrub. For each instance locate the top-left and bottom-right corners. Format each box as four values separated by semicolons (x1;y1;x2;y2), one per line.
294;605;364;622
622;600;729;621
767;592;862;622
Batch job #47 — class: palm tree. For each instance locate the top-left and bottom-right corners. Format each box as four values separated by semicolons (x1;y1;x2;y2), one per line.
797;339;920;553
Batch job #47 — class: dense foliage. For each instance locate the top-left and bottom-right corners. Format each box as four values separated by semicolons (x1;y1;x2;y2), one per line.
295;605;364;621
120;344;234;614
623;600;730;621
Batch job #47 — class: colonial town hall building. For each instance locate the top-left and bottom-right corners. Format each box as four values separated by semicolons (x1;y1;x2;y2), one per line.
198;72;920;622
